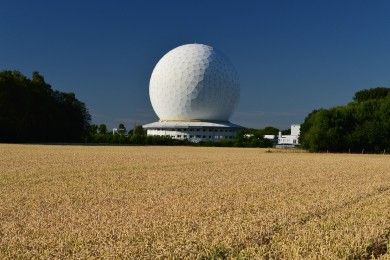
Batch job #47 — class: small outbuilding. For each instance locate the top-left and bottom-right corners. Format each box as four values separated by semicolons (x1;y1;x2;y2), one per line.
276;124;300;148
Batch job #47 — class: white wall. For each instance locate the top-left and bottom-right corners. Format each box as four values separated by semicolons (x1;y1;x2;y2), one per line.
146;127;236;142
278;124;300;145
278;136;299;145
291;124;301;136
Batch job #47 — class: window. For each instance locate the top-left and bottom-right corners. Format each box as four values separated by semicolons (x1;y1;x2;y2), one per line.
190;135;193;138
177;135;181;138
203;135;206;138
196;135;201;138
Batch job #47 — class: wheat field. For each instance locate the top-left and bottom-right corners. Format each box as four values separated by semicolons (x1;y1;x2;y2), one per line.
0;144;390;259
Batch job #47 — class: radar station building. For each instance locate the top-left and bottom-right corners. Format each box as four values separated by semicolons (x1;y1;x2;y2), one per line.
143;43;242;142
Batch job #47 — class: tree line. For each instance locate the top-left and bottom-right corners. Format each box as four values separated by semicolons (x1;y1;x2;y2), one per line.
0;70;276;147
5;70;388;152
300;87;390;153
86;124;276;148
0;70;90;142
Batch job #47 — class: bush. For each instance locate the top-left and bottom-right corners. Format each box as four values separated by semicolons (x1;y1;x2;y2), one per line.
300;87;390;153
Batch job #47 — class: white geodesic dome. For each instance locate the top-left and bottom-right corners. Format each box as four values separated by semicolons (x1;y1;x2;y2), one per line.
149;44;240;121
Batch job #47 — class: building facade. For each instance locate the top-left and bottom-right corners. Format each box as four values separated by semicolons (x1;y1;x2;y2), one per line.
143;121;242;142
276;124;301;147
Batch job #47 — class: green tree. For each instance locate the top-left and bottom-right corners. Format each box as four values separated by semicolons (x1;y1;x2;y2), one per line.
262;126;279;135
353;87;390;102
0;70;90;143
118;123;126;135
98;124;107;134
133;125;145;136
300;87;390;153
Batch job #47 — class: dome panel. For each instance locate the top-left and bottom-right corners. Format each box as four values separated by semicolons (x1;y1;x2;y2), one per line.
149;43;240;121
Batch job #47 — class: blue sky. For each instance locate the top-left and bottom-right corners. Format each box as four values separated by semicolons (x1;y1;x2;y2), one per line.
1;0;390;129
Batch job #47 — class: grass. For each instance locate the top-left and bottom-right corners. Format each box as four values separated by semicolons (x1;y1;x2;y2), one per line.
1;144;390;259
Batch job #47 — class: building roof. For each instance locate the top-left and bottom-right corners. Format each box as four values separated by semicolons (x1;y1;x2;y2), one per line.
143;121;243;129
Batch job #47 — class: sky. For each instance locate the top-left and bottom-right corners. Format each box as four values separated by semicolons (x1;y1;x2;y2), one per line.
1;0;390;129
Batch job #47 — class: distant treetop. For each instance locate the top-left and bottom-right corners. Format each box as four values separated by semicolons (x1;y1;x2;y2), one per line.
353;87;390;102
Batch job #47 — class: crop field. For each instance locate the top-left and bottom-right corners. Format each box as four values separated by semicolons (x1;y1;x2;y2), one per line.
1;144;390;259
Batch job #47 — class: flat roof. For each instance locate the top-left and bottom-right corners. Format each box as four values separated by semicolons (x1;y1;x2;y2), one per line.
143;121;243;129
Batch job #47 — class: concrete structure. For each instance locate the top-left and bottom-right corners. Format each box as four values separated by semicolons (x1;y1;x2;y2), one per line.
276;124;301;147
291;124;300;136
144;43;242;142
143;121;241;142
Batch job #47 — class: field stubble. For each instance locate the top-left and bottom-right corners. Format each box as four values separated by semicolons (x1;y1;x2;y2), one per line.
1;144;390;259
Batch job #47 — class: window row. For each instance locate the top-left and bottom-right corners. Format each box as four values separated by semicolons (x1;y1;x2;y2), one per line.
153;128;234;132
156;134;234;139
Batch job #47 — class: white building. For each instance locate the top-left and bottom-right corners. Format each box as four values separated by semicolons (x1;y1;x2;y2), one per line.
143;121;240;142
264;134;276;140
277;124;300;147
143;43;242;142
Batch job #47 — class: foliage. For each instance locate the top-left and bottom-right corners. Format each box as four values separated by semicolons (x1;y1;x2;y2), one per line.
0;70;91;142
353;87;390;102
239;126;279;138
132;125;145;136
300;87;390;152
263;126;279;135
98;124;107;135
0;70;276;148
281;128;291;135
117;123;126;135
86;124;275;148
233;128;275;148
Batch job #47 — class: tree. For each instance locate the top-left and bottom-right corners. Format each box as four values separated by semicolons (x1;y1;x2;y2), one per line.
262;126;279;135
89;124;98;135
118;123;126;135
133;125;145;136
98;124;107;134
300;87;390;152
353;87;390;102
0;70;91;142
